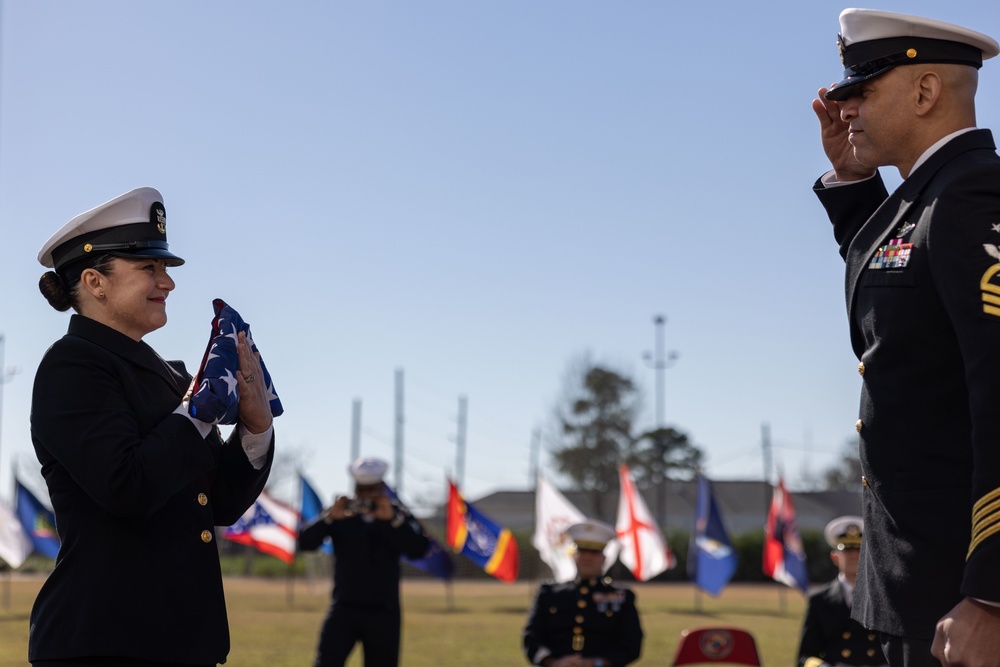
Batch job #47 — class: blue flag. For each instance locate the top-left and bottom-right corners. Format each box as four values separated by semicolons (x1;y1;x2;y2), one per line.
300;474;333;555
687;474;737;596
15;478;60;559
386;486;454;580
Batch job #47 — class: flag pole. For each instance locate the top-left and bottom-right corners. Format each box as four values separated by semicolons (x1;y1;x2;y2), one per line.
288;471;303;609
2;460;12;610
4;457;22;610
444;472;455;612
531;471;540;605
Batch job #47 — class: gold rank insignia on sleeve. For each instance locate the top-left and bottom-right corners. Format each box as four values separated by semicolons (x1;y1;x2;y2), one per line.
980;245;1000;316
968;487;1000;558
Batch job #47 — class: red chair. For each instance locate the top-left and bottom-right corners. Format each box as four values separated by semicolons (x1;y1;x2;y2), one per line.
671;627;762;667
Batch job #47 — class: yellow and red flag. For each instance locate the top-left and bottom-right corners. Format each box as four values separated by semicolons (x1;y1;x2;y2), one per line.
446;480;518;582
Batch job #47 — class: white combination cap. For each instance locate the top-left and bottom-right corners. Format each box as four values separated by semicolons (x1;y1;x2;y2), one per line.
566;519;617;551
826;8;999;101
824;515;864;550
38;186;185;270
349;457;389;485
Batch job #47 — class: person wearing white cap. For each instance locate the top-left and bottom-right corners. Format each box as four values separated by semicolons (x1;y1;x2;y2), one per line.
297;456;430;667
811;9;1000;667
523;519;643;667
28;187;275;666
798;517;887;667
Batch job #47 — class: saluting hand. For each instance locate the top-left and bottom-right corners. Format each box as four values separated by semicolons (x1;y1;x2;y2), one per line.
811;87;876;182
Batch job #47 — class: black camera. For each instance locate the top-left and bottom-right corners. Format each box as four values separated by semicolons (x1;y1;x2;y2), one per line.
347;497;374;515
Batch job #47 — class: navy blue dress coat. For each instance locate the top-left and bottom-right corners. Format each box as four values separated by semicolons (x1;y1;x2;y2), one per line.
814;129;1000;638
28;315;273;665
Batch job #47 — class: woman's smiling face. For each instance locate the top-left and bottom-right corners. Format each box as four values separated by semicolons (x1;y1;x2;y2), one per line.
95;257;176;340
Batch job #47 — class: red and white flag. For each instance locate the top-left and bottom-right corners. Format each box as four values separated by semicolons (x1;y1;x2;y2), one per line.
223;490;298;564
763;476;809;592
615;464;675;581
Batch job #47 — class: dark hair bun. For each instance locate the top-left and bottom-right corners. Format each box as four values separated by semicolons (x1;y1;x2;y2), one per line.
39;271;73;312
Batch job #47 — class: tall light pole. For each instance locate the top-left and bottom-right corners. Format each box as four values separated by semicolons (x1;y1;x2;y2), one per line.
642;315;678;429
642;315;678;527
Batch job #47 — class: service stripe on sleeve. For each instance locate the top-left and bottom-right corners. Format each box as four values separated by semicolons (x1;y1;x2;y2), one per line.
968;488;1000;558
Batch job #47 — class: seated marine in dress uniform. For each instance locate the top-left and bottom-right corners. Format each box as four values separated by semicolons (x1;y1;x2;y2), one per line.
797;516;887;667
523;519;643;667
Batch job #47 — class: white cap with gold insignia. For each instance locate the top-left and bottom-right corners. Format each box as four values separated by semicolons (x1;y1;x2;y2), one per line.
826;9;999;101
824;515;864;550
566;519;617;551
38;186;185;270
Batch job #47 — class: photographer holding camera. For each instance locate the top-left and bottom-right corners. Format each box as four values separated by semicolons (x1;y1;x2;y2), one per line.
298;456;430;667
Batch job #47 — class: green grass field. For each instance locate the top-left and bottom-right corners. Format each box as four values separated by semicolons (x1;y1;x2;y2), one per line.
0;577;806;666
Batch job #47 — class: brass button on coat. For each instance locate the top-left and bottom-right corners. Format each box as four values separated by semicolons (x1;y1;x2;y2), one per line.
858;362;865;376
577;600;586;608
197;493;208;506
856;419;863;433
862;476;871;489
201;530;213;543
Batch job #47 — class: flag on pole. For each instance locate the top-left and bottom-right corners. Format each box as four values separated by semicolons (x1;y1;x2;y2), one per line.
615;464;675;581
385;485;454;581
223;491;298;564
446;480;518;582
0;496;32;568
763;476;809;592
687;474;737;596
15;478;60;559
532;475;620;581
299;474;333;555
533;474;583;582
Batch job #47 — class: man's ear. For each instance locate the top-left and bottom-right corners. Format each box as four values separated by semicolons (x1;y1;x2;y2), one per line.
914;71;943;116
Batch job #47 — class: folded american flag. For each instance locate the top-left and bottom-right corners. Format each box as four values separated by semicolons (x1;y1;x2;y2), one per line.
189;298;283;424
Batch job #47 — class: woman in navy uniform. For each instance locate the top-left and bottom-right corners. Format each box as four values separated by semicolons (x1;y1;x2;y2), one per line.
523;520;643;667
798;517;887;667
29;187;275;667
811;9;1000;667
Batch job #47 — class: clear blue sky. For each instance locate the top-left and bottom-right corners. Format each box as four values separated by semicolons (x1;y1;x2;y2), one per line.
2;1;999;514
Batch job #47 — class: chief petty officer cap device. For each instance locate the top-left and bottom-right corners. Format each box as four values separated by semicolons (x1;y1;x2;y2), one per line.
38;186;185;271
